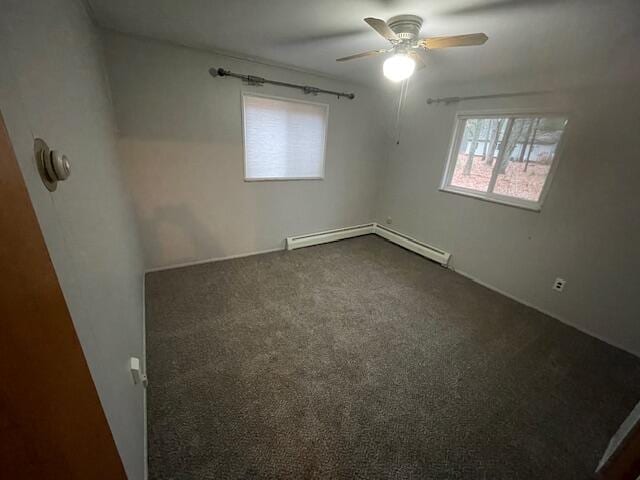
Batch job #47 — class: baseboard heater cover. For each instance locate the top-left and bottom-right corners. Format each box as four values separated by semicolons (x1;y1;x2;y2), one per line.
286;224;375;250
286;223;451;266
373;224;451;266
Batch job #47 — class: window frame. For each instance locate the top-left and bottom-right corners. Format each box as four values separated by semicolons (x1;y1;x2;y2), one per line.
439;108;569;211
241;91;329;182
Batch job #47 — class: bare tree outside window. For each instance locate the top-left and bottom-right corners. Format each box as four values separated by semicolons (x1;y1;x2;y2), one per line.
443;113;568;209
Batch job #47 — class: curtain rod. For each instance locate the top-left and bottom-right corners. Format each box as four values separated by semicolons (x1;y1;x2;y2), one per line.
209;68;355;100
426;90;556;105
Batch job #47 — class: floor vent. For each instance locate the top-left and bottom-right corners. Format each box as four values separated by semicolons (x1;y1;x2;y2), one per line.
286;223;451;266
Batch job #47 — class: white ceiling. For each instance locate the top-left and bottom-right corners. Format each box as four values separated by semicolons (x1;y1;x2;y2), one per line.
87;0;640;88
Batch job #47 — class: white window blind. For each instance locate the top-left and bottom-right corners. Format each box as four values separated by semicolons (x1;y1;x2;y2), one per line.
243;94;328;180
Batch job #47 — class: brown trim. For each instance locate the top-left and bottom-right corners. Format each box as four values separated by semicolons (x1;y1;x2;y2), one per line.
597;420;640;480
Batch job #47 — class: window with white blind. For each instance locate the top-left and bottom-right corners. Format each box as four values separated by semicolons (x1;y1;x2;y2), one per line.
242;93;328;181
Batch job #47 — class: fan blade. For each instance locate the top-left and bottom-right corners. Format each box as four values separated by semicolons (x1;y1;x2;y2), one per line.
408;51;427;70
440;0;561;17
420;33;488;49
364;17;399;42
336;49;388;62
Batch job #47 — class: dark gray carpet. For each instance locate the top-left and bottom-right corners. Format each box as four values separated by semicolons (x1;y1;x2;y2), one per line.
145;235;640;479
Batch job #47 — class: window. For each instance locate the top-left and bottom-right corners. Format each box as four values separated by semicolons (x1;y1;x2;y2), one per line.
441;112;568;210
242;93;328;181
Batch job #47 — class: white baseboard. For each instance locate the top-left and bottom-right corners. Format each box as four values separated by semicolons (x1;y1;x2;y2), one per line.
147;223;450;274
286;224;375;250
141;274;148;480
145;247;284;274
454;268;639;358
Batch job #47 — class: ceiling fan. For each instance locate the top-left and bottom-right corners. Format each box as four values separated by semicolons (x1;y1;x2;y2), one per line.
337;15;488;82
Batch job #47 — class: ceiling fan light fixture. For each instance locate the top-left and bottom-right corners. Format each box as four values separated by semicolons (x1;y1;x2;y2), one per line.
383;53;416;82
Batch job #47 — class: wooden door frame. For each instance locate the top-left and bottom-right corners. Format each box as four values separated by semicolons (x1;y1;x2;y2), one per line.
597;417;640;480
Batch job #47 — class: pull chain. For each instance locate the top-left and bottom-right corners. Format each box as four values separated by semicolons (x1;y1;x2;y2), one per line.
394;77;411;145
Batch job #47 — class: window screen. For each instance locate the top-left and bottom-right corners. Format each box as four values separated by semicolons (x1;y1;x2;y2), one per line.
242;94;328;180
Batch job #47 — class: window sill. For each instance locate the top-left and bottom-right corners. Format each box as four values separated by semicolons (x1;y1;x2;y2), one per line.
244;177;324;182
439;186;542;212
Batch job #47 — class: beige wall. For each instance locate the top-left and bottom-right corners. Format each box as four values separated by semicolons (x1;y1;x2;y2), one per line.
103;32;388;269
374;75;640;357
0;1;145;478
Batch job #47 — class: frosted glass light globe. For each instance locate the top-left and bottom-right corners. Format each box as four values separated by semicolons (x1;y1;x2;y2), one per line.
383;54;416;82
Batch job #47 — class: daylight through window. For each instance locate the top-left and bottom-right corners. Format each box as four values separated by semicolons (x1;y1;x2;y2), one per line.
441;113;568;210
243;94;328;181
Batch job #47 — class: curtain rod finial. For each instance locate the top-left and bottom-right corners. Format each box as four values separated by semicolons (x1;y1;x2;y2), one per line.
209;68;229;78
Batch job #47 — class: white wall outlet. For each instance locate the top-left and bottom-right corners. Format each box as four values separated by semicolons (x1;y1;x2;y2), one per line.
130;356;148;387
553;278;566;292
386;217;393;225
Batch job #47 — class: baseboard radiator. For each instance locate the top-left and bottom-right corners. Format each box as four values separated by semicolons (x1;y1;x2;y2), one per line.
286;223;451;266
286;224;376;250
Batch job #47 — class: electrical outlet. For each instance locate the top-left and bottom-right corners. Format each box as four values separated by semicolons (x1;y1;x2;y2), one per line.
386;217;393;225
553;278;566;292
